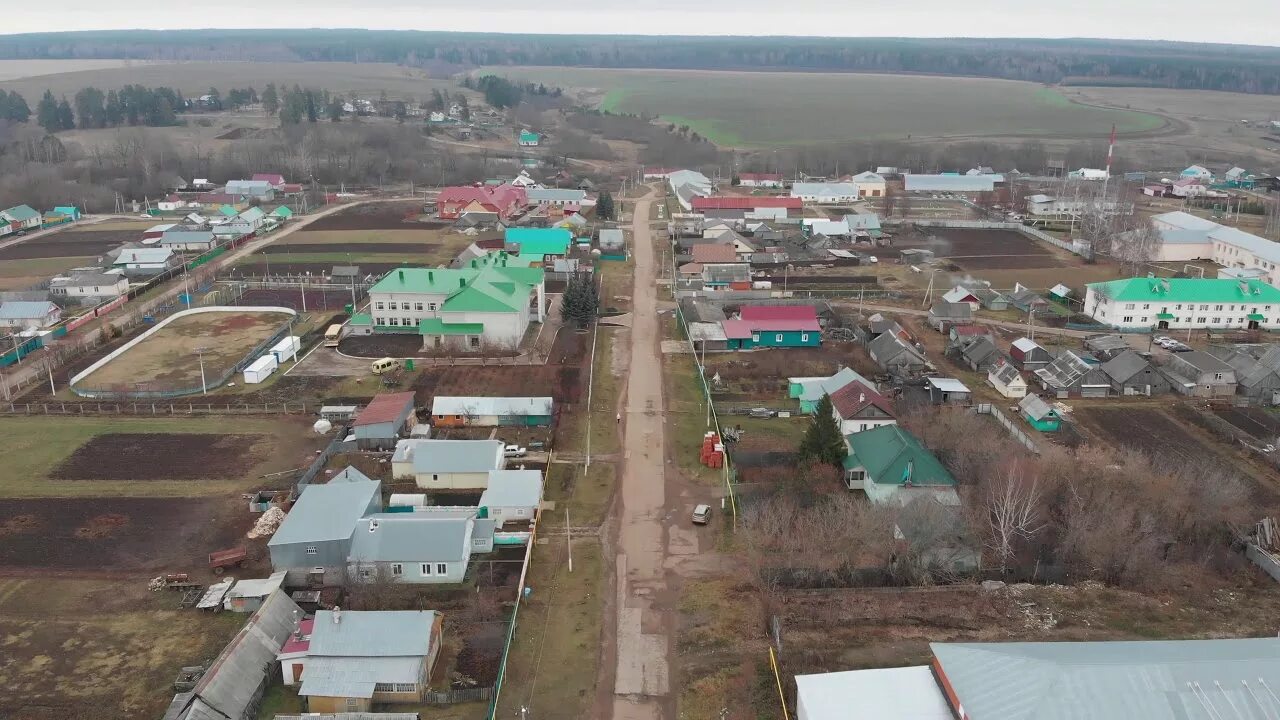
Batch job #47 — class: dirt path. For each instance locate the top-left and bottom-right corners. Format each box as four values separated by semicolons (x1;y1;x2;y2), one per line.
608;190;674;720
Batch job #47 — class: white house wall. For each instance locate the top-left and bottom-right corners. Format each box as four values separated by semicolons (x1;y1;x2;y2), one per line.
1084;287;1280;330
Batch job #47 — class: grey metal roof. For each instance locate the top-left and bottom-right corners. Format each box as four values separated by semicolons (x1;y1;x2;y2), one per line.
299;656;422;699
349;515;473;562
1085;334;1130;354
430;396;553;417
115;247;173;264
904;174;1003;192
598;228;625;249
393;439;505;474
1018;394;1056;421
164;590;302;720
1100;350;1151;384
0;301;57;320
268;479;381;547
930;301;973;320
479;470;544;508
961;337;999;365
989;360;1022;386
309;610;438;657
930;637;1280;720
527;188;586;203
1034;350;1092;389
1168;350;1235;377
159;231;216;244
51;272;125;288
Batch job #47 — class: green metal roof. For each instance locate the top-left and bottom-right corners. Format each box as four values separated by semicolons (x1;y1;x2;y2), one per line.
418;318;485;335
350;312;372;326
271;206;293;218
218;204;239;217
842;425;955;487
505;228;572;258
519;131;540;142
1088;277;1280;303
1156;312;1175;319
369;253;543;316
2;204;40;221
1249;312;1267;320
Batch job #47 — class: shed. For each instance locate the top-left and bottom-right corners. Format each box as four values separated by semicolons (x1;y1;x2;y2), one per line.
224;571;288;613
927;301;973;332
959;337;1001;372
352;392;418;441
1019;394;1061;431
348;515;491;584
243;354;278;384
1034;350;1110;398
1159;350;1238;398
391;439;505;490
1084;334;1131;360
430;396;554;427
796;666;951;720
972;287;1010;311
1010;337;1052;370
479;469;544;524
926;377;971;405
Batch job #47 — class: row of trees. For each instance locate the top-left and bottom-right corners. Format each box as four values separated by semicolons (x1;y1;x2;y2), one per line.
0;91;31;123
31;85;184;133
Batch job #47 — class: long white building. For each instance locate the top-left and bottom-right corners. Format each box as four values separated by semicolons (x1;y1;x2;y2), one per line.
1084;276;1280;331
1150;211;1280;285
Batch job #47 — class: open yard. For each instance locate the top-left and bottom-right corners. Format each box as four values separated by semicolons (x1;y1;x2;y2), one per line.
0;577;245;719
74;309;293;395
1072;405;1227;466
485;67;1165;146
0;415;326;497
1211;406;1280;441
0;225;146;290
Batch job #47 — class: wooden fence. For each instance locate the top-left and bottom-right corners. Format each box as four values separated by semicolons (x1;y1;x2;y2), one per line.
425;687;494;705
974;403;1040;453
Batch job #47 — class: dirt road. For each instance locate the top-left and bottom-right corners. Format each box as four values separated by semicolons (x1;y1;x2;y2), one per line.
610;190;673;720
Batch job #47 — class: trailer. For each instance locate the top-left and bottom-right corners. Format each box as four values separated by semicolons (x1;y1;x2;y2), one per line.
208;546;248;574
242;354;278;384
270;335;301;364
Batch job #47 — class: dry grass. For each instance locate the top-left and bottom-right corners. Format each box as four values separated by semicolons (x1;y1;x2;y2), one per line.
0;577;245;719
0;59;138;81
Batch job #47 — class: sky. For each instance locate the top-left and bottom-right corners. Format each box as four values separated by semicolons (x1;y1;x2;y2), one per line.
3;0;1279;46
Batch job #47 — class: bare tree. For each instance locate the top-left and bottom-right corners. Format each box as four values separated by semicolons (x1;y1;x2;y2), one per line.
983;460;1047;575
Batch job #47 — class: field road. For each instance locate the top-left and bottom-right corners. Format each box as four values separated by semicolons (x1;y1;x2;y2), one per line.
0;214;119;252
0;197;409;395
610;189;673;720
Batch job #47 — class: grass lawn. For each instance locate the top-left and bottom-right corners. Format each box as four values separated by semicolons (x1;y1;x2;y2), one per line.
0;415;320;497
0;255;96;290
544;461;615;528
0;577;246;719
665;352;721;484
558;327;622;457
494;537;604;720
600;257;633;314
487;67;1164;146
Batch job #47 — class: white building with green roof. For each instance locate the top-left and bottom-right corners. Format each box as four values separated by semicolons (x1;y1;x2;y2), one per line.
365;252;545;351
1084;277;1280;331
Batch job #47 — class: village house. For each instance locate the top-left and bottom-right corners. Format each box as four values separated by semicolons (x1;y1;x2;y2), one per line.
0;300;61;330
362;255;545;350
436;185;527;221
224;179;275;200
158;229;218;252
841;425;960;506
1085;276;1280;331
987;358;1028;398
430;396;554;427
1019;394;1062;431
972;286;1010;311
391;439;505;490
252;172;287;188
281;610;444;711
828;379;896;435
1101;350;1170;396
348;513;494;584
787;366;871;414
958;336;1001;372
795;637;1280;720
941;286;981;311
49;271;129;300
868;332;928;376
848;170;887;198
0;204;42;234
927;301;973;332
1210;344;1280;405
1159;350;1238;397
113;247;177;276
722;305;822;349
518;130;540;146
526;187;586;208
738;172;784;188
790;182;861;204
1010;337;1052;370
478;469;545;524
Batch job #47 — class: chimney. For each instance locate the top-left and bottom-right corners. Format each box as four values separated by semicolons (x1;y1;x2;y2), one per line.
398;269;404;281
333;606;342;624
428;270;434;282
460;278;467;288
293;610;302;640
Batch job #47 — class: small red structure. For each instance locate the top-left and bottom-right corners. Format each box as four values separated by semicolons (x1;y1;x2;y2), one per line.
208;546;248;574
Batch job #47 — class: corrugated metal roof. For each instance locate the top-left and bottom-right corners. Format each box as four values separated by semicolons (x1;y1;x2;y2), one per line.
309;610;437;658
430;396;553;417
931;637;1280;720
691;196;800;210
740;305;819;322
479;469;544;508
393;439;505;474
0;301;57;320
268;479;381;546
353;392;416;427
1018;394;1057;421
904;174;1003;191
927;377;970;393
795;666;951;720
349;515;473;562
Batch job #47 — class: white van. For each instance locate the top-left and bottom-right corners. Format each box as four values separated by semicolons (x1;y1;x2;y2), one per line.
370;357;400;375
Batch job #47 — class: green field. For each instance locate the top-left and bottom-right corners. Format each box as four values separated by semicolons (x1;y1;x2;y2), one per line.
0;416;322;498
487;67;1166;146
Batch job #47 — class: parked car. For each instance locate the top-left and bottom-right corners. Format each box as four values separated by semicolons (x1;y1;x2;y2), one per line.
691;504;712;525
867;256;879;264
503;444;527;458
1153;336;1174;348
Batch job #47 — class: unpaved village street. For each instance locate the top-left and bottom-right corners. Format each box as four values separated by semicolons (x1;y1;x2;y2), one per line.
611;191;673;720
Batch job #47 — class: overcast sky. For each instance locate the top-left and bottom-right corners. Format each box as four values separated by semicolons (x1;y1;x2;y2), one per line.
3;0;1278;46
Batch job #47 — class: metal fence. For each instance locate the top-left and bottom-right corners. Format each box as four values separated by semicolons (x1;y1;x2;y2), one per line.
974;403;1040;454
296;437;360;494
426;687;494;705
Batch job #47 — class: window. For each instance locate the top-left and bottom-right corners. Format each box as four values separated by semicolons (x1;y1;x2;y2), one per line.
516;508;528;517
375;683;395;692
1214;317;1222;324
375;302;385;310
388;318;399;326
1141;317;1148;323
775;334;784;343
1215;373;1224;381
391;563;403;576
1124;303;1135;310
469;336;481;348
1198;317;1206;323
1201;305;1209;311
1215;305;1224;311
394;683;417;692
360;568;373;579
1175;304;1182;310
437;563;448;575
801;333;809;342
402;317;411;327
752;334;760;342
428;302;438;311
346;699;360;711
1142;304;1150;310
414;303;424;311
1123;316;1134;323
421;563;433;576
305;546;318;555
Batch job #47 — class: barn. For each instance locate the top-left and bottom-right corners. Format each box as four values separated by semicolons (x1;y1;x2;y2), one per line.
431;396;554;427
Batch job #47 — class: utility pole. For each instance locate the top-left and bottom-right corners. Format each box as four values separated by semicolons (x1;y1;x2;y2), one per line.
194;346;209;395
44;359;54;395
565;507;573;573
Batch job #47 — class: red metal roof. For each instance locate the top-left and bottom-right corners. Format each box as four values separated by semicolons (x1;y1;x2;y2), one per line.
740;305;819;323
353;391;417;426
829;380;895;419
690;244;739;264
280;618;313;655
691;196;802;210
951;324;989;336
253;173;286;185
721;319;754;339
723;318;821;336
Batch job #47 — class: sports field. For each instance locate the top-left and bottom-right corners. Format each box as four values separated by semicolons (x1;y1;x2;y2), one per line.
74;309;293;395
486;67;1165;146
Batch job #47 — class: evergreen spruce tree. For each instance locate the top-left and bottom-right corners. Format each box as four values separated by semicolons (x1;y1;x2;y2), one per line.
798;395;848;468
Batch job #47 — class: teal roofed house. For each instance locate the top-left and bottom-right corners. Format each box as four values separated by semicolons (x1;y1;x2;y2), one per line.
505;227;572;259
841;425;959;506
787;366;871;414
1084;277;1280;331
1;204;42;232
270;206;293;219
366;252;545;352
518;130;541;146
